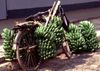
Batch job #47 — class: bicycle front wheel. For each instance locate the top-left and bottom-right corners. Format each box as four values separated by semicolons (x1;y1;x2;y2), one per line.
15;29;42;71
62;40;72;59
62;34;72;59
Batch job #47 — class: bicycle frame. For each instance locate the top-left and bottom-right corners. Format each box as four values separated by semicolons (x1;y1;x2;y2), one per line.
25;1;70;31
12;1;71;70
12;0;70;50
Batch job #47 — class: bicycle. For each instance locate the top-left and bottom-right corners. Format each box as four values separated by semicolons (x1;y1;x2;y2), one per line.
12;1;71;71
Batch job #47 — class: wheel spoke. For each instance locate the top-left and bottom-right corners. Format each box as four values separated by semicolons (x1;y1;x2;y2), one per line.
33;52;38;64
31;53;38;67
17;30;42;70
33;51;39;66
25;53;28;67
24;34;29;46
30;54;35;67
21;52;27;61
26;33;30;45
27;54;30;68
29;34;33;45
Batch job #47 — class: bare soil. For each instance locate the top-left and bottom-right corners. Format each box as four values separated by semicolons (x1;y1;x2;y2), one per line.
0;47;100;71
38;50;100;71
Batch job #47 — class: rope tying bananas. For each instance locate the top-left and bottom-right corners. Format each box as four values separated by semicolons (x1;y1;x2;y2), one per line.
1;28;16;59
79;21;100;52
65;24;87;53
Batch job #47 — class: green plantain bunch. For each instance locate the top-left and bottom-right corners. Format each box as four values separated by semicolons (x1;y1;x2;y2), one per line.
52;16;64;49
65;24;87;53
34;26;56;60
34;16;64;59
79;21;100;52
1;28;16;59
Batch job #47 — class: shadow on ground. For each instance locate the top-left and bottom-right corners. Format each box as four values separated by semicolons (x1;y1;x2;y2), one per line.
1;49;100;71
38;53;92;71
0;59;22;71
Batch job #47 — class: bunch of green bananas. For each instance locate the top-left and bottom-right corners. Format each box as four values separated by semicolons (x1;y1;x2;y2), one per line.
52;16;64;49
34;26;56;60
79;21;99;52
34;16;64;59
65;24;87;53
37;38;56;60
1;28;16;59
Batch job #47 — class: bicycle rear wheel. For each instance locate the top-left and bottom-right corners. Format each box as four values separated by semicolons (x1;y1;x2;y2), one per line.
15;29;42;71
62;35;72;59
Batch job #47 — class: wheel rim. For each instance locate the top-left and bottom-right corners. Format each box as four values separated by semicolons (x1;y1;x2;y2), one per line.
17;30;42;71
63;41;72;59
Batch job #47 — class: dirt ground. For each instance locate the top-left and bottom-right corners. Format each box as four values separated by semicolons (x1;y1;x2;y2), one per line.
0;47;100;71
39;49;100;71
0;42;100;71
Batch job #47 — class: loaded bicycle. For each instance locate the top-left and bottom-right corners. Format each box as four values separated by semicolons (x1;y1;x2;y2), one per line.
12;0;71;71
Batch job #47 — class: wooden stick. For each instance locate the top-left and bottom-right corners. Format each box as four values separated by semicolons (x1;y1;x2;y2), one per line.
19;45;37;50
44;1;56;28
51;0;60;21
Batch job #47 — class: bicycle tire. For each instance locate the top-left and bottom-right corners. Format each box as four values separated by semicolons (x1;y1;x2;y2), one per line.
15;29;42;71
62;34;72;59
62;40;72;59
